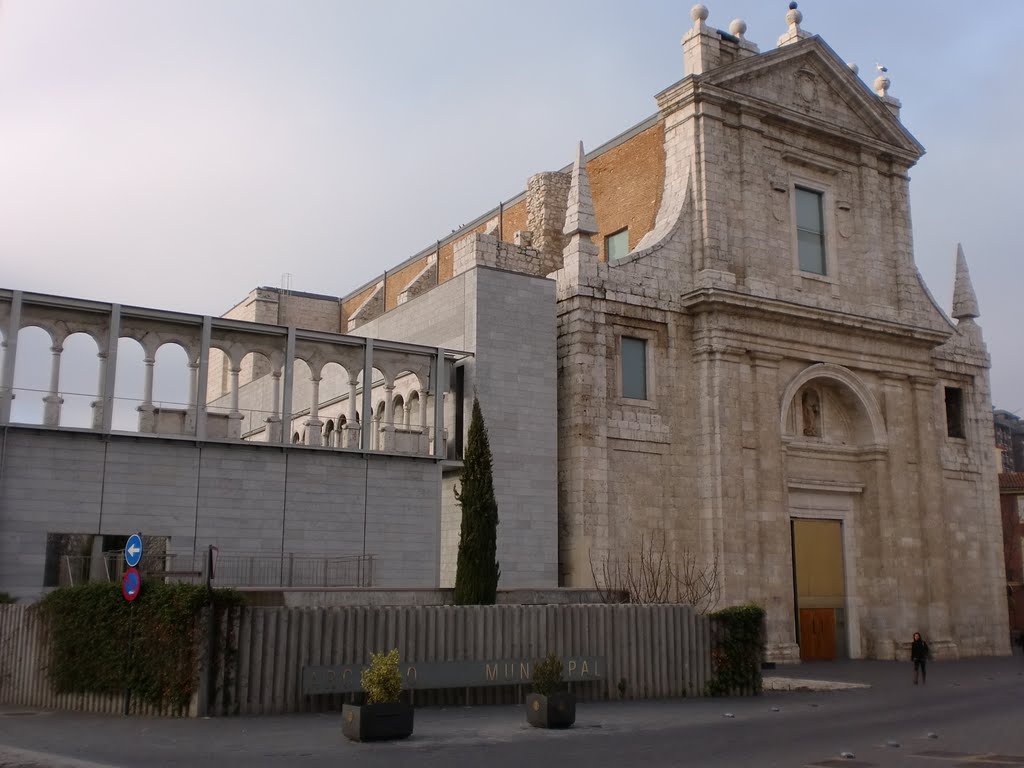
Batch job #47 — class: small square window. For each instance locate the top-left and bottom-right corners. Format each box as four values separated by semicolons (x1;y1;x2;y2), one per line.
796;187;826;275
606;228;629;262
944;386;965;439
621;337;647;400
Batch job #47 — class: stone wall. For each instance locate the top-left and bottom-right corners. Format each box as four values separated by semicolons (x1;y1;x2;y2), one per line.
352;263;559;589
0;427;441;601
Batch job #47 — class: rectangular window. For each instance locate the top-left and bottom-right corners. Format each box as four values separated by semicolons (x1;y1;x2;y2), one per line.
606;228;629;262
621;337;647;400
796;187;826;275
1017;497;1024;523
944;386;965;439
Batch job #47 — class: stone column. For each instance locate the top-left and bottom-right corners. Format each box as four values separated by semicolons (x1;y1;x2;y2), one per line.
42;342;64;426
227;364;243;439
264;368;282;443
184;360;200;434
305;375;323;447
90;351;108;430
0;291;22;426
380;384;395;451
136;354;156;432
419;387;430;453
343;376;359;449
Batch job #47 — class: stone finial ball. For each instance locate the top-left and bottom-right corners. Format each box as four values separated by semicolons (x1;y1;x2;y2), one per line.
847;62;859;75
874;74;890;94
691;4;709;23
729;18;747;37
786;7;803;25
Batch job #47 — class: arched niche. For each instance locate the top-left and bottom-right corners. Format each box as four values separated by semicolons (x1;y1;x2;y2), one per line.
780;363;887;448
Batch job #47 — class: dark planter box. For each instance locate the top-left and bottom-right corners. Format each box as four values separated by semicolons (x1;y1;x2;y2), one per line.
342;702;414;742
526;692;576;729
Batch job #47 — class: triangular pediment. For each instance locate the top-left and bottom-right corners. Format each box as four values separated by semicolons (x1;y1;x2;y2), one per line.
702;37;923;158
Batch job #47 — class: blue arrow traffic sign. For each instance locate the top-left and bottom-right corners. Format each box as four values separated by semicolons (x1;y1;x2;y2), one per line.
125;534;143;568
122;567;141;602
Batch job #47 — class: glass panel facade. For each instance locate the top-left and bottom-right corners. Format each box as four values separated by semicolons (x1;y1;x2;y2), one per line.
621;337;647;400
796;187;826;275
606;229;629;262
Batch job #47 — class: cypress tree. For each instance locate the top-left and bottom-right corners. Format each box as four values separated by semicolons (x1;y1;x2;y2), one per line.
453;396;500;604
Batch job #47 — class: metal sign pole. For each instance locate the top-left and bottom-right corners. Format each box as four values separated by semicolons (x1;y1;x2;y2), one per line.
123;602;134;716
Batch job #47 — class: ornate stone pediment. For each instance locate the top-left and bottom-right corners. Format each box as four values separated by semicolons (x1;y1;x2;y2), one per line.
701;38;923;160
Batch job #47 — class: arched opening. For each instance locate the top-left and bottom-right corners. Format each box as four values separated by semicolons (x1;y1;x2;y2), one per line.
112;337;145;432
289;358;314;444
57;332;101;429
407;390;420;428
11;326;54;425
323;418;336;447
234;350;274;440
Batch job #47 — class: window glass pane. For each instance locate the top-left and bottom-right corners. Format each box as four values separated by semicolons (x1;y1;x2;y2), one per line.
795;188;826;275
606;229;629;262
621;337;647;400
797;230;825;274
795;188;822;233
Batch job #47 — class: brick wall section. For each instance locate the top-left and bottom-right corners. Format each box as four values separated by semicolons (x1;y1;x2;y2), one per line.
500;199;527;241
396;258;437;306
345;282;384;331
0;428;441;600
589;121;665;262
341;282;382;331
386;256;433;312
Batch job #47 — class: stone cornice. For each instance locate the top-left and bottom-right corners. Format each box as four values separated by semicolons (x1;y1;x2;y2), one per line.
689;84;920;167
679;288;951;348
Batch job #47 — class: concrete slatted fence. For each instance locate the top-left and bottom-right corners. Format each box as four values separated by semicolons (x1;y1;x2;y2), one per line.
206;603;714;715
1;603;716;717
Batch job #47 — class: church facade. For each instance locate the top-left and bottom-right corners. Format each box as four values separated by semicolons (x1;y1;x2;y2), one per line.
213;6;1008;660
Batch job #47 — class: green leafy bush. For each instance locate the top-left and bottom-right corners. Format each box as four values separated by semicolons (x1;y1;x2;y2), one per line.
531;653;566;697
0;592;15;604
706;603;766;696
37;581;241;711
360;648;403;704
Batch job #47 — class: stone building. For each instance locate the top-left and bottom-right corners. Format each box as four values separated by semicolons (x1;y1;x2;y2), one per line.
4;5;1005;661
205;5;1010;660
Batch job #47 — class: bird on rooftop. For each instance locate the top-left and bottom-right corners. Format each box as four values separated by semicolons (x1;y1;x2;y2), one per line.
876;63;888;73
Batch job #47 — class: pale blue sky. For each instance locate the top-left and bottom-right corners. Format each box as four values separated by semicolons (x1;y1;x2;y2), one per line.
1;1;1021;412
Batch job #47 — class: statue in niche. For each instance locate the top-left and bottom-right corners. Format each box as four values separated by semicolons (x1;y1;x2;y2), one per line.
801;389;822;437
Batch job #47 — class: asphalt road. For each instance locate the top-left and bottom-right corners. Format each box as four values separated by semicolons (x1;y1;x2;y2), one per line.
1;658;1022;768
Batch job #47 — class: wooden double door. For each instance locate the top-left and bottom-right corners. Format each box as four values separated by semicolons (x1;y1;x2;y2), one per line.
799;608;837;661
792;519;846;662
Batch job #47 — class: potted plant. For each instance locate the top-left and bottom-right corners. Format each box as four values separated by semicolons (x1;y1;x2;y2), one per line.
526;653;575;729
342;648;414;742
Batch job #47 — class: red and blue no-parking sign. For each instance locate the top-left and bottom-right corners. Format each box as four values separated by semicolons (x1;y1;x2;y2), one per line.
122;567;141;602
